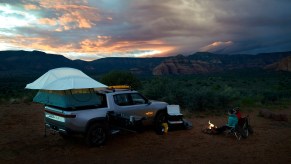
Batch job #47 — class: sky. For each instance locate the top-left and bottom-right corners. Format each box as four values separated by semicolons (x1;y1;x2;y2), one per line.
0;0;291;61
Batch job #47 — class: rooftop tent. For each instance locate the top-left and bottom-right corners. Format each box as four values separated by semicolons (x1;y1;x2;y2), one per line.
33;89;104;108
25;67;108;108
25;67;107;90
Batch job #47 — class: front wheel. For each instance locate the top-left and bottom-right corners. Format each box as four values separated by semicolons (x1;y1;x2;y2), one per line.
86;124;107;147
154;110;167;134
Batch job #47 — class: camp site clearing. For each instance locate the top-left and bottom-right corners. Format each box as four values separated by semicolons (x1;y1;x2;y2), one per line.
0;103;290;163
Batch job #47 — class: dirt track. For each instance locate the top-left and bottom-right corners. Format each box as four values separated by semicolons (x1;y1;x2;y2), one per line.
0;103;291;164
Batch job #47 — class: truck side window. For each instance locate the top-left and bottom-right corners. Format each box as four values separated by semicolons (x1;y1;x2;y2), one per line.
98;93;108;108
130;93;147;105
114;94;131;106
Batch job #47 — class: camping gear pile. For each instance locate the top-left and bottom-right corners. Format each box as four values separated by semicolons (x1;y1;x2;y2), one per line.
156;105;192;135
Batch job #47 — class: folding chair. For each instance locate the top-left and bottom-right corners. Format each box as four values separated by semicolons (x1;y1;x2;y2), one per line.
225;124;242;140
225;118;251;140
166;105;184;125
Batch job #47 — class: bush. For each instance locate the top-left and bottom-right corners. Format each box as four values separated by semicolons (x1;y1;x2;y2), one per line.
141;70;291;111
141;77;240;111
261;91;279;104
100;71;142;89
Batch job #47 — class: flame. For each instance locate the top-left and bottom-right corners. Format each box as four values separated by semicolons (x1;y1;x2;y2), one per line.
208;120;217;129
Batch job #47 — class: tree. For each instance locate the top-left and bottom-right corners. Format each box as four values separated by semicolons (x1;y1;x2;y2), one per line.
100;71;142;89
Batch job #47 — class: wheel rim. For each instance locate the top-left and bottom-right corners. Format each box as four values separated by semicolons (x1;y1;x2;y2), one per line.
91;127;106;145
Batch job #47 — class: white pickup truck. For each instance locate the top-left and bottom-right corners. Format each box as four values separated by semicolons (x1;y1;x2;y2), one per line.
44;88;175;146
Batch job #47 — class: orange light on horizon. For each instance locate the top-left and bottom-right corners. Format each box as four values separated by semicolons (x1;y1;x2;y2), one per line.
1;32;176;60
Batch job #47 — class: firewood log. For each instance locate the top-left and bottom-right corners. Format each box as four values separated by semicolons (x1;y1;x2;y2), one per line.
259;109;288;122
259;109;273;118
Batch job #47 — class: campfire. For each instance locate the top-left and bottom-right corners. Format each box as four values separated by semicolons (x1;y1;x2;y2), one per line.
202;120;218;135
208;120;217;129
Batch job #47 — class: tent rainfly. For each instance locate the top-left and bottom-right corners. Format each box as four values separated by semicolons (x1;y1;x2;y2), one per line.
25;67;108;108
25;67;107;90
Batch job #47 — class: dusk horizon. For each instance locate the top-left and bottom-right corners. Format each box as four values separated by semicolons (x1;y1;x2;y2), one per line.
2;49;291;62
1;1;291;161
1;0;291;60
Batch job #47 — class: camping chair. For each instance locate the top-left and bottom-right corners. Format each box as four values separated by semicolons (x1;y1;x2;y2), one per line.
238;115;253;137
225;124;242;140
225;116;252;140
166;105;184;126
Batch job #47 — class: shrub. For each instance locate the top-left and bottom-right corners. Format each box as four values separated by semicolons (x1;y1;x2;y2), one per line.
100;71;142;89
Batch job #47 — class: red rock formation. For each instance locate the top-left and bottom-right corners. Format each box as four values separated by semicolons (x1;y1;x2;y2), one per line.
277;56;291;71
153;57;222;75
265;56;291;72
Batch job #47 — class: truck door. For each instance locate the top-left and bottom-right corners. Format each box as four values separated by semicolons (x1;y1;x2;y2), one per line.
113;93;153;117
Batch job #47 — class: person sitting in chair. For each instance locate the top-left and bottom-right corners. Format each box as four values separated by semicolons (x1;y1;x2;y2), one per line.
233;107;242;120
215;109;238;134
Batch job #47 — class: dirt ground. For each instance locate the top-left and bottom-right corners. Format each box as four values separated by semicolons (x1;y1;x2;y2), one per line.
0;103;291;164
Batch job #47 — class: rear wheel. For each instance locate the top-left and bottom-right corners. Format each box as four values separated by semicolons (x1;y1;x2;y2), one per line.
86;124;107;147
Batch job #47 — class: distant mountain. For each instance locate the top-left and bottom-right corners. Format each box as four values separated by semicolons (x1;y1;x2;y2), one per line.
153;55;221;75
153;51;291;75
0;50;82;70
0;50;165;76
89;57;165;75
0;50;290;77
265;56;291;72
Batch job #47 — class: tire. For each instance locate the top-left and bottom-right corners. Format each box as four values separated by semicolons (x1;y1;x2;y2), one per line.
154;110;167;134
86;123;107;147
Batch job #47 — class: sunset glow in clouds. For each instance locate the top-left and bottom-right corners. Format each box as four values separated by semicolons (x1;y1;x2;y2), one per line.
0;0;291;60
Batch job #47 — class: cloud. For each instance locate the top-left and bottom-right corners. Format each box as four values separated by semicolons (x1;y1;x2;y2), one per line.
1;0;291;60
0;4;37;28
200;41;233;53
33;1;102;31
0;31;172;60
24;4;39;10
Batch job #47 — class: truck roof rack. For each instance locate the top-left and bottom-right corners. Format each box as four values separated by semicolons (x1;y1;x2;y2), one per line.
107;85;131;90
107;85;132;92
97;85;133;93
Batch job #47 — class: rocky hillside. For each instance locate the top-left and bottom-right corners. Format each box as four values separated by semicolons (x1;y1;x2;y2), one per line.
265;56;291;72
153;55;222;75
0;50;291;77
153;52;291;75
0;50;164;76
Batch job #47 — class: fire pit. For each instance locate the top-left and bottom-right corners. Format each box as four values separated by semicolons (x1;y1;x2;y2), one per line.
202;120;218;135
